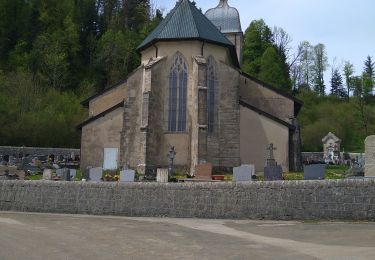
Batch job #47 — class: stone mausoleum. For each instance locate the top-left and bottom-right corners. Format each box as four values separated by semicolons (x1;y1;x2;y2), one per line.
78;0;303;174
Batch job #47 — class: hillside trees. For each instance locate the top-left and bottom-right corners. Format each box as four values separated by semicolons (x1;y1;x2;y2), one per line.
0;0;162;147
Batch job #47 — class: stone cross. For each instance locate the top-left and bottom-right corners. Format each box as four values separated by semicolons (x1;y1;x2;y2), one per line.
167;146;176;177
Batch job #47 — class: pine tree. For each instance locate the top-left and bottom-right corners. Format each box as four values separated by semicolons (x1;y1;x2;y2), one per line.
330;68;346;98
363;56;374;95
259;46;288;90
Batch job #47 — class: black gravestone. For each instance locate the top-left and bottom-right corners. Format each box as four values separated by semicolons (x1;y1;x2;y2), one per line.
303;164;326;180
264;165;283;181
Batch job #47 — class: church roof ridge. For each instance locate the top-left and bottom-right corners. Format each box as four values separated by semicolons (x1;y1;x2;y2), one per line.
137;0;235;56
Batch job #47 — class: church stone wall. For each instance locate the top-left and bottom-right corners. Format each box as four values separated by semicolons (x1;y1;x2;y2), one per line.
239;75;294;122
81;108;123;170
240;106;289;172
89;82;127;117
121;69;145;170
212;62;241;168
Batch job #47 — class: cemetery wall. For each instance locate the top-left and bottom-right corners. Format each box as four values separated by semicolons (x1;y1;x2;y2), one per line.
0;146;79;158
1;179;374;220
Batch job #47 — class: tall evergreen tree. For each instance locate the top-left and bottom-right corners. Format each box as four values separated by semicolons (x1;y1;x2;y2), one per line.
330;68;346;98
363;55;374;95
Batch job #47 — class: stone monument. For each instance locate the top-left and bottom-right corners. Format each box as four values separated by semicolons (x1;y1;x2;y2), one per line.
365;135;375;177
322;132;341;163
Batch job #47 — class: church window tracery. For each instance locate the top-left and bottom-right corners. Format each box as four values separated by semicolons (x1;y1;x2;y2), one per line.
168;53;188;132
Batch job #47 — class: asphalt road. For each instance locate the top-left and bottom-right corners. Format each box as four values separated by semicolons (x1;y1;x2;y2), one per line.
0;212;374;260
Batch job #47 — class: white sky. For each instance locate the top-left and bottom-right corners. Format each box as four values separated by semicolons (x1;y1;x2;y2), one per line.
153;0;375;84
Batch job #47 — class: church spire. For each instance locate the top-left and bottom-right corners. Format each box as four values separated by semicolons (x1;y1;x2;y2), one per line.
218;0;229;7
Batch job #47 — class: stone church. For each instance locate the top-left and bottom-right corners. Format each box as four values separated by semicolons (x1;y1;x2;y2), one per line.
78;0;302;174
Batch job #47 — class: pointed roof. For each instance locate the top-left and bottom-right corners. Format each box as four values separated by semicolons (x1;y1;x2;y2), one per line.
137;0;239;67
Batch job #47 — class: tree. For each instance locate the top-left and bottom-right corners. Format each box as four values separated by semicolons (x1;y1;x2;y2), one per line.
363;55;374;95
259;46;289;90
312;44;328;96
298;41;314;89
242;20;291;90
242;19;273;77
330;68;346;98
343;61;355;100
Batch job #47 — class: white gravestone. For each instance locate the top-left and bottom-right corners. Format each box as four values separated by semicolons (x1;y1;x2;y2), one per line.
120;169;135;182
69;169;77;179
365;136;375;177
89;167;103;181
56;169;64;177
156;168;169;183
42;169;52;180
233;165;254;182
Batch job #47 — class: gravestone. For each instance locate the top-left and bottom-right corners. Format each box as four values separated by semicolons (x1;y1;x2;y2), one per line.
233;164;254;182
61;168;70;181
264;165;283;181
120;169;135;183
42;169;52;180
69;169;77;179
264;144;283;181
56;169;64;177
303;164;326;180
156;168;169;183
365;136;375;177
194;163;213;180
89;167;103;181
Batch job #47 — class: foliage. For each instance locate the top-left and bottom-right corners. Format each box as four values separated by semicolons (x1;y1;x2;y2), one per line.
330;68;346;98
0;0;161;147
296;89;375;152
242;19;291;91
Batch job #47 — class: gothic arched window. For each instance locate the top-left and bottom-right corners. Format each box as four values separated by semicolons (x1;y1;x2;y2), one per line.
168;53;188;132
207;56;217;133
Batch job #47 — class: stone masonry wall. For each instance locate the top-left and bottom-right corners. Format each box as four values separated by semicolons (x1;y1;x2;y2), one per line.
1;180;374;220
0;146;79;158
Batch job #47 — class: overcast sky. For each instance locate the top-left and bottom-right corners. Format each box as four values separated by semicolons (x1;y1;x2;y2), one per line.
153;0;375;81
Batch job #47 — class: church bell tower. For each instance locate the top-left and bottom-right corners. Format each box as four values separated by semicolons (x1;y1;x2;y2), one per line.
205;0;244;65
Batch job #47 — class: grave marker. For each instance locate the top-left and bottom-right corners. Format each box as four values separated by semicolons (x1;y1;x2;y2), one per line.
120;169;135;182
194;163;213;180
156;168;169;183
89;167;103;182
233;165;254;182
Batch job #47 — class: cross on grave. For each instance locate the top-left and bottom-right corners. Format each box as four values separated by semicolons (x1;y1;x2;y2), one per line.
167;146;176;177
266;143;277;167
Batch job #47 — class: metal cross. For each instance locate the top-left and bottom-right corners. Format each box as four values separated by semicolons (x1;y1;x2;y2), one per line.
167;146;176;177
267;143;277;160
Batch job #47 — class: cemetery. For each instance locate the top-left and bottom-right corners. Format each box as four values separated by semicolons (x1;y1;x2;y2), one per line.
1;134;375;220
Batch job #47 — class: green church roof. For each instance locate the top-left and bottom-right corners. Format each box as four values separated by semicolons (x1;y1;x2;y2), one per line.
137;0;239;66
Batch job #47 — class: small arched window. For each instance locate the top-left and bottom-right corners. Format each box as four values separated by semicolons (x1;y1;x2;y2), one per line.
168;53;188;132
207;56;217;133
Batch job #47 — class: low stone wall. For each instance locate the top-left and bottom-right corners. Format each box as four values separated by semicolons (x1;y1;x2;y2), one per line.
0;180;374;220
0;146;80;158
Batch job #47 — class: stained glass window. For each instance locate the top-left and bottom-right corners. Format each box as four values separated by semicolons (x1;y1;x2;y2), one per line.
168;53;188;132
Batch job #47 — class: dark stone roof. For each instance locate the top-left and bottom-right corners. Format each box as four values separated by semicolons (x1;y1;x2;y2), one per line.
137;0;238;66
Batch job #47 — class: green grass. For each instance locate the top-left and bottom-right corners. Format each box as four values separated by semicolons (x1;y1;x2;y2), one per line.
26;174;43;180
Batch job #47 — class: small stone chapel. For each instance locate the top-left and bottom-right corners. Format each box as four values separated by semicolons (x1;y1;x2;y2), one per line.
78;0;303;173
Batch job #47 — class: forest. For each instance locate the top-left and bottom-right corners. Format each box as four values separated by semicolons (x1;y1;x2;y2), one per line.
0;0;374;152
